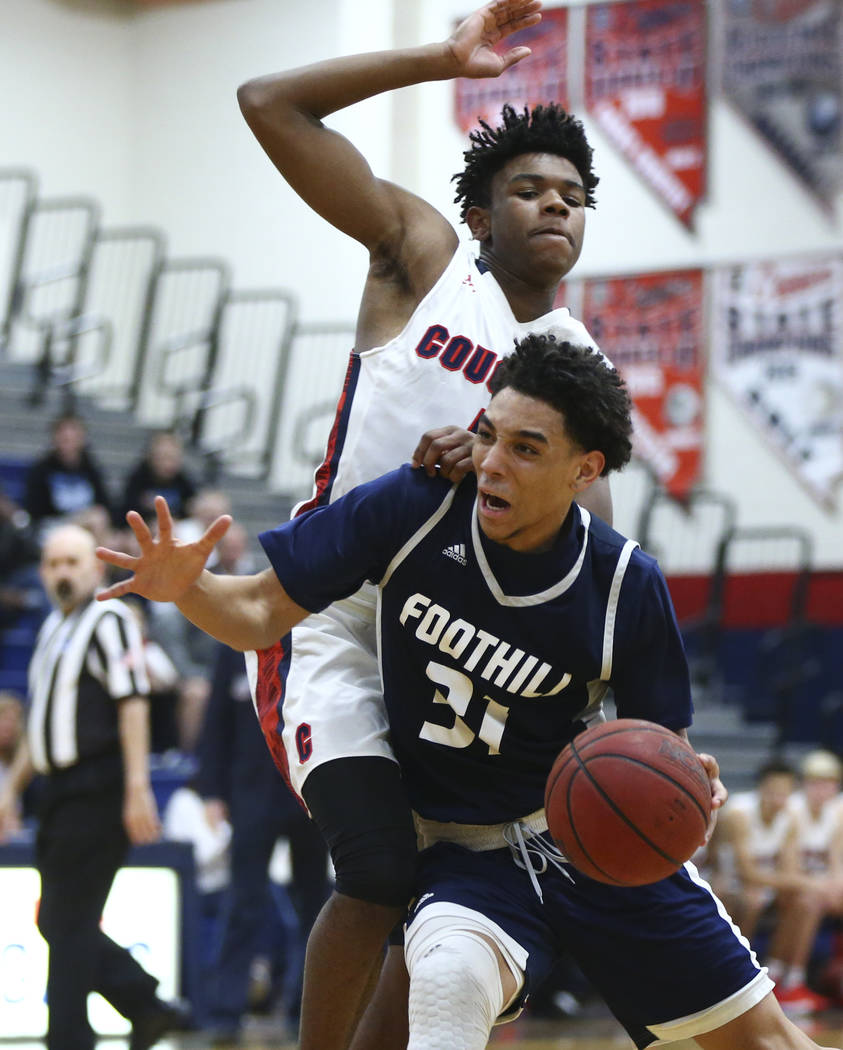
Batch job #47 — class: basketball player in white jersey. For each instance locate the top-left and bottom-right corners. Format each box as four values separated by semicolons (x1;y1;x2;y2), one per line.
766;750;843;1014
708;760;801;940
235;3;609;1047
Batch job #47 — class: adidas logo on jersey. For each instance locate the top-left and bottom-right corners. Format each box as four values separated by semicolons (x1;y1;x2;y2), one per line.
442;543;467;566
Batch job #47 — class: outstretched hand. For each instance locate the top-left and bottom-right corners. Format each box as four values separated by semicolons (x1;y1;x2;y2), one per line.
96;495;232;605
447;0;542;79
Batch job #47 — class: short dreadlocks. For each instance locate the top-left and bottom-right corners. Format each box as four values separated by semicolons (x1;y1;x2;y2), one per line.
452;103;598;222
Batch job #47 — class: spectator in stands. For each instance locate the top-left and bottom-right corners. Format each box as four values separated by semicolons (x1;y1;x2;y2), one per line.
145;505;251;755
23;413;113;533
706;759;803;940
176;489;233;571
0;482;43;628
126;601;182;754
0;691;26;805
766;749;843;1015
162;774;232;991
196;644;331;1043
121;430;198;525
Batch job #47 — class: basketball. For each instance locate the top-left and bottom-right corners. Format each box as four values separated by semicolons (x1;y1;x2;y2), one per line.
544;719;712;886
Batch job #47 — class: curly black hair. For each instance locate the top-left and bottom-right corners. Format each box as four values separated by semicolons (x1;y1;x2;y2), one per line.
489;334;632;476
452;103;599;222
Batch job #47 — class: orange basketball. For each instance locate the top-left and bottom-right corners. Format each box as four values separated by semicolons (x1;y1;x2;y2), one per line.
544;719;711;886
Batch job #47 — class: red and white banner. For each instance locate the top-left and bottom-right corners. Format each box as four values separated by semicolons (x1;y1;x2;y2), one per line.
711;254;843;509
577;270;706;498
584;0;707;228
717;0;843;211
454;6;568;133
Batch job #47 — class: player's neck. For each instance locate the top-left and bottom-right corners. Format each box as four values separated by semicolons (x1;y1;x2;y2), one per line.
479;251;562;322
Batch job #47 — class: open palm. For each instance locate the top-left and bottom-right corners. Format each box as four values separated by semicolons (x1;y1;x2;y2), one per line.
448;0;542;80
96;495;232;604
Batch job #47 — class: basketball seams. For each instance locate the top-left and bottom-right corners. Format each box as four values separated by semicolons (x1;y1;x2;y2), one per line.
564;746;628;885
570;746;685;871
577;753;711;827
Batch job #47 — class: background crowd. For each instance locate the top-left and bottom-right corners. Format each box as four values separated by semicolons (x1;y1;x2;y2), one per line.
0;410;331;1043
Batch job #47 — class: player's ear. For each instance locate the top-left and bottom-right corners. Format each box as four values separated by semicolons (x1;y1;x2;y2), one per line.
466;205;491;243
572;450;605;492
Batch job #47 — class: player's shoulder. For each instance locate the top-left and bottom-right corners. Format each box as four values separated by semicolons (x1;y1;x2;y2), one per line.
356;463;461;523
586;511;649;566
585;511;665;598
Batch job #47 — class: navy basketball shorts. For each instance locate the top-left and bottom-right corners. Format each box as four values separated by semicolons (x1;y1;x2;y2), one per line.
405;839;772;1049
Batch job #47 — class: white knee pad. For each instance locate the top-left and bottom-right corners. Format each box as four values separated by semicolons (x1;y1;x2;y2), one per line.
406;929;505;1050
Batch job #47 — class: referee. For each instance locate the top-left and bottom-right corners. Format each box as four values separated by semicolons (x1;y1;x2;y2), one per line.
0;523;187;1050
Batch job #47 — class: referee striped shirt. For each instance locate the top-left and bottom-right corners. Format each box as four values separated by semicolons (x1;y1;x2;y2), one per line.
27;597;150;775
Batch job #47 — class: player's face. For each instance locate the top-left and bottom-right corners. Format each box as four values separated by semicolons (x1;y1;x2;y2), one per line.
469;153;587;285
472;388;602;552
803;776;841;813
758;772;794;816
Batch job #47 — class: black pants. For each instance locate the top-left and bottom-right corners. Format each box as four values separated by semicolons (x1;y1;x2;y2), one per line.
36;786;159;1050
206;790;330;1029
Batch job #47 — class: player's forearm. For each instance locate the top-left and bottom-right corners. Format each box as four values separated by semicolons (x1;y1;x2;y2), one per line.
175;568;307;652
118;696;152;790
238;43;456;126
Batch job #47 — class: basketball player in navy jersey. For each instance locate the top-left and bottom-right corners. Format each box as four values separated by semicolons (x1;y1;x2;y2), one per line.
233;2;610;1046
97;335;832;1050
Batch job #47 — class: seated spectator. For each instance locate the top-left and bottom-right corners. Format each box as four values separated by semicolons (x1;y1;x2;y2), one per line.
121;430;198;524
706;759;802;941
23;413;113;532
767;749;843;1015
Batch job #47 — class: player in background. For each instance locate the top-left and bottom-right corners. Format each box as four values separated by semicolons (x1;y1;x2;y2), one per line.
766;750;843;1014
95;334;835;1050
706;759;801;941
235;2;609;1046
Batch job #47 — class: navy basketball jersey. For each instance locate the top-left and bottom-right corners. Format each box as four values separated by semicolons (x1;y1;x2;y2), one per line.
260;466;692;824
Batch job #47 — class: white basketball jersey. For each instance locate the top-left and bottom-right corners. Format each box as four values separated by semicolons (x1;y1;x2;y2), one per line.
297;240;599;513
728;790;794;870
790;791;843;873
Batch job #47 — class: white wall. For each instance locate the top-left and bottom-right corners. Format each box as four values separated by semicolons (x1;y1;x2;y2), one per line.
3;0;842;563
0;0;133;219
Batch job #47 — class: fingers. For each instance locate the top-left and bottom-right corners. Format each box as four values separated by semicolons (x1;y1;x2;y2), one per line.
494;0;542;34
96;546;137;571
96;578;138;602
412;427;475;477
499;45;533;71
439;454;476;483
199;514;232;553
125;509;152;547
154;495;175;541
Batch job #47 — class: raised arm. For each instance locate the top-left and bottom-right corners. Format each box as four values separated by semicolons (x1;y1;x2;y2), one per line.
237;0;541;254
96;497;310;652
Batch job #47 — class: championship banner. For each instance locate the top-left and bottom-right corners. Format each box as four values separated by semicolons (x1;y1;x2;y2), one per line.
583;0;707;228
718;0;843;209
711;255;843;509
580;270;706;497
454;6;568;133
